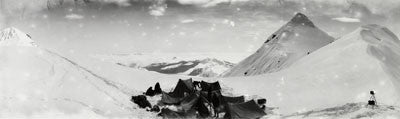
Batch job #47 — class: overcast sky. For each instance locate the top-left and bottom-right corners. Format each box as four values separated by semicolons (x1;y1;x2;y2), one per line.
1;0;400;57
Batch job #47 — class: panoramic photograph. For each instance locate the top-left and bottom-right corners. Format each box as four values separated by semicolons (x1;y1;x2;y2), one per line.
1;0;400;118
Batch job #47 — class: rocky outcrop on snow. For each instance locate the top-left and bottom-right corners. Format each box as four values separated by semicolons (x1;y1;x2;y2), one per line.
223;13;334;77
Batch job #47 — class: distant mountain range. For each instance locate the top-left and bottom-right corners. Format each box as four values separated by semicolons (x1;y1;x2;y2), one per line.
117;58;234;77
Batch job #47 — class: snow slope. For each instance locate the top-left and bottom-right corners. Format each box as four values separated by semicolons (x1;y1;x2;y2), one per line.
223;13;334;77
217;24;400;114
0;28;155;118
283;103;400;119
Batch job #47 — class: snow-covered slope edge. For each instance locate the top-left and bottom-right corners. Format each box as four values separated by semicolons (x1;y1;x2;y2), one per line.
361;25;400;94
217;24;400;114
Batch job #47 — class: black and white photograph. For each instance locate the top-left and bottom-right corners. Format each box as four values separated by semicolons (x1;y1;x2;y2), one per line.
1;0;400;118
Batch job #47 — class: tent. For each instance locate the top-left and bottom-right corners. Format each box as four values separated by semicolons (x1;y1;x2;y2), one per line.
160;78;194;104
157;108;197;118
194;96;211;118
170;79;195;98
199;90;219;103
200;81;221;91
200;91;244;106
223;96;245;104
145;87;155;96
224;100;266;119
179;92;200;111
154;82;162;94
160;92;182;105
158;92;210;118
179;92;210;117
131;95;152;108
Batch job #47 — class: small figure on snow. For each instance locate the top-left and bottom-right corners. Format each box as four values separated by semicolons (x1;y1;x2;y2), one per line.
367;90;377;109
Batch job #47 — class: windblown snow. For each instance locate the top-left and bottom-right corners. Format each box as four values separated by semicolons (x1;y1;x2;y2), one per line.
223;13;334;77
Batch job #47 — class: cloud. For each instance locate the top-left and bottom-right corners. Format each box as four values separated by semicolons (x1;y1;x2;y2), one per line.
0;14;4;29
332;17;360;23
181;19;195;23
341;2;387;23
149;5;167;16
223;19;235;27
100;0;131;7
176;0;250;7
2;0;48;13
148;0;167;16
65;14;84;20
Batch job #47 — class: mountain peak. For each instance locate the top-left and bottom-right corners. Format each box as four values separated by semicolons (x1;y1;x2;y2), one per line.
288;13;315;27
223;12;333;77
0;27;37;47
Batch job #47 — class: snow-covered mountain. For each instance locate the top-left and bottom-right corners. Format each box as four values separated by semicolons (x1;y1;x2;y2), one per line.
93;54;236;77
135;58;234;77
223;13;334;77
0;27;37;47
217;24;400;114
0;27;151;118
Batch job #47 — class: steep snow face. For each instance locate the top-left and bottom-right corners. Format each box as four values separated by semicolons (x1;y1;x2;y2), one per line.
361;25;400;95
223;13;334;77
217;24;400;114
0;27;37;47
0;28;155;118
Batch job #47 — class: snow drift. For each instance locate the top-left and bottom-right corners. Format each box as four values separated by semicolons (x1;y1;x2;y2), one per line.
223;13;334;77
218;24;400;114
